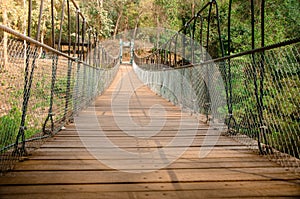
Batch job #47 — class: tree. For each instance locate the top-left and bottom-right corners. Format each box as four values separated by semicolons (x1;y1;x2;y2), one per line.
1;0;8;70
79;0;113;39
102;0;129;39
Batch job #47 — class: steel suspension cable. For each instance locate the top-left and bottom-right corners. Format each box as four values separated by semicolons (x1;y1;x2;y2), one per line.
14;0;45;155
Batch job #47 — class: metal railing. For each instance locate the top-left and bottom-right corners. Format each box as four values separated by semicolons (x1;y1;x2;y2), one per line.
0;0;119;172
133;0;300;172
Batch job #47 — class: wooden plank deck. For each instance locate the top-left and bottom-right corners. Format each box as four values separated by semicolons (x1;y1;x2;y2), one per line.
0;65;299;198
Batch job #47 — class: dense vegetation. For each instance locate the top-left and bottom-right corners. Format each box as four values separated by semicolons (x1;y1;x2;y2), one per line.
0;0;299;158
1;0;299;46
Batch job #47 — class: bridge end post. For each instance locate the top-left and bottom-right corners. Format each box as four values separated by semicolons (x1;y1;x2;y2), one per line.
119;39;123;64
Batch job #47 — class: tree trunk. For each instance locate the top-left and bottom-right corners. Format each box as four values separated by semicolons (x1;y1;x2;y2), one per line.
133;18;139;40
113;9;123;40
99;0;103;8
133;11;143;40
39;20;46;58
23;0;27;69
123;16;128;40
2;0;8;70
192;0;195;17
156;14;160;48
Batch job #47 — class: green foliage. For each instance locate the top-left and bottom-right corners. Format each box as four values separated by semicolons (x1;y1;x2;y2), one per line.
80;1;114;38
2;0;298;44
0;107;21;149
228;47;300;158
54;77;68;97
1;0;299;159
35;75;51;101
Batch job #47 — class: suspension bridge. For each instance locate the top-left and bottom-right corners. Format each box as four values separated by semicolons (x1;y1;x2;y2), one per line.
0;0;299;198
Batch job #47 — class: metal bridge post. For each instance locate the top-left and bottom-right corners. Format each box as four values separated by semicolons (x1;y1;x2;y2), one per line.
130;40;134;64
120;39;123;64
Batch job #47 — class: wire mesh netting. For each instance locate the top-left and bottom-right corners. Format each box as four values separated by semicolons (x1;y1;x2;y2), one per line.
1;0;299;175
133;61;225;123
0;35;119;173
217;42;300;171
132;0;299;173
0;0;121;173
133;40;300;172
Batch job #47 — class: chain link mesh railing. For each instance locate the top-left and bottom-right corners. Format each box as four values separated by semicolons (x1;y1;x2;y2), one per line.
134;39;300;173
133;60;223;123
133;0;300;173
0;35;119;173
217;41;300;172
0;0;119;173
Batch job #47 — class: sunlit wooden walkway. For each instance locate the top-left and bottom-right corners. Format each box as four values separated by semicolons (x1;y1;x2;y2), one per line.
0;65;299;198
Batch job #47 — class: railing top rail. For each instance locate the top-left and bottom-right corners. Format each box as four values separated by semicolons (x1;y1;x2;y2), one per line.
0;25;77;62
176;37;300;70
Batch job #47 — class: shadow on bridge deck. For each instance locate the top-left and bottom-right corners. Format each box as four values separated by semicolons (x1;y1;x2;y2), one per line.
0;65;299;199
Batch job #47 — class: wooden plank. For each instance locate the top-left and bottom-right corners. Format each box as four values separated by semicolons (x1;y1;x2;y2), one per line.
0;167;298;185
0;65;299;198
39;141;244;148
1;181;299;198
26;150;262;160
12;159;281;171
